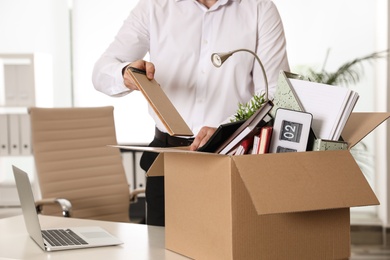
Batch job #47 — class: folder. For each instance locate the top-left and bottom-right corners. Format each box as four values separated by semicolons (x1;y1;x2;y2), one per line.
270;70;358;145
0;114;9;155
269;71;305;118
126;67;193;137
8;114;20;155
19;114;32;155
289;78;359;141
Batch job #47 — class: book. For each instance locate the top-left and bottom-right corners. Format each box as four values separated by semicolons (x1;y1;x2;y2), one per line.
126;67;193;137
216;101;274;155
197;120;246;153
289;78;359;141
234;135;255;155
252;126;273;154
251;136;260;155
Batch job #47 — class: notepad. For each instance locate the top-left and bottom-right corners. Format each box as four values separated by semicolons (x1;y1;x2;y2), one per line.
289;79;359;141
126;67;193;137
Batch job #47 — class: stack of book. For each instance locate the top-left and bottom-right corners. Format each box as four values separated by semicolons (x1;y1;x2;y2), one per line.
215;101;273;155
232;125;273;155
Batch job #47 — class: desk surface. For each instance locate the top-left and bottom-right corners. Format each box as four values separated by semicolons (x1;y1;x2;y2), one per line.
0;215;190;260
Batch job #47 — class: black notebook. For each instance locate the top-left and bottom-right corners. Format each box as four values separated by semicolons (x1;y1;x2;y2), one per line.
216;101;274;154
197;120;246;153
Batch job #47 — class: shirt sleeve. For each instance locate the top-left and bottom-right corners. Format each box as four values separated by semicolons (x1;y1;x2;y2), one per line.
92;0;151;97
254;1;290;100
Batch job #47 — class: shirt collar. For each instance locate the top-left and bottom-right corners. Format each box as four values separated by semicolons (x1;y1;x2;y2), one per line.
176;0;242;4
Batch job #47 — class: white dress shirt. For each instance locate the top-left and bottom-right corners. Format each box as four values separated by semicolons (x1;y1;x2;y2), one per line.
92;0;290;136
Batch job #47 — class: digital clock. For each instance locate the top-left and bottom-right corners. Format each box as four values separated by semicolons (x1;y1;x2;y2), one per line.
269;108;313;153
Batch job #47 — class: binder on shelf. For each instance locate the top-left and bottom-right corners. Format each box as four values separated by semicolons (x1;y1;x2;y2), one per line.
0;114;9;155
8;114;20;155
19;114;32;155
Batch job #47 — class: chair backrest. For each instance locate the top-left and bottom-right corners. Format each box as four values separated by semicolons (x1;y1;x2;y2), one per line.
29;106;130;222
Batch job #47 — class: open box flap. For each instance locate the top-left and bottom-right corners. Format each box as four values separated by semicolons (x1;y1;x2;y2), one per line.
146;153;165;177
342;112;390;149
111;145;192;153
144;148;217;177
233;150;379;215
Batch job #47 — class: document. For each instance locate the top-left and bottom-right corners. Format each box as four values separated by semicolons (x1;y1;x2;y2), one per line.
216;101;273;155
289;79;359;141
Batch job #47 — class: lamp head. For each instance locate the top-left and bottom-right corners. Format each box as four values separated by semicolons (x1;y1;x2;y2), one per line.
211;52;233;67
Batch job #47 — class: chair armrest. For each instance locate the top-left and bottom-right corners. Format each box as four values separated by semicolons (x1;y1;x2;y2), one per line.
35;198;73;217
129;189;145;203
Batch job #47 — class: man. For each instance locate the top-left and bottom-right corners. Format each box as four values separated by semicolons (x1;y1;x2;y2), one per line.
92;0;290;226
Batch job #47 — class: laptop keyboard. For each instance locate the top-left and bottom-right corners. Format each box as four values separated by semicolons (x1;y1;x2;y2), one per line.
42;229;88;247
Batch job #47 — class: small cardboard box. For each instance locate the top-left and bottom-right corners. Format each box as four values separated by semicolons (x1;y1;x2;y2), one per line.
119;112;389;259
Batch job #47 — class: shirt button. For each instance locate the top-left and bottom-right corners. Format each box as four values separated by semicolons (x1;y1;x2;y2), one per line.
203;40;208;45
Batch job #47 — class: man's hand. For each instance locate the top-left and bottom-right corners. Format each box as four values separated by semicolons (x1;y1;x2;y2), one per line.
189;126;217;151
123;60;155;90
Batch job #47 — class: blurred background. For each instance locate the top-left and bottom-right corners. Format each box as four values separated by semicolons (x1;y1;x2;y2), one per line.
0;0;389;233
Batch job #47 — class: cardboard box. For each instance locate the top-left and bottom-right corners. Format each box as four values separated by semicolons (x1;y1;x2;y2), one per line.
118;112;390;259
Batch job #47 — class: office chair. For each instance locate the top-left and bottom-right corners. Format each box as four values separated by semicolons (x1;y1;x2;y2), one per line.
29;106;144;223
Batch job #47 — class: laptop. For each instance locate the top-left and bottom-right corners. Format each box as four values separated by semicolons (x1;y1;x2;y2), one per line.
12;165;123;252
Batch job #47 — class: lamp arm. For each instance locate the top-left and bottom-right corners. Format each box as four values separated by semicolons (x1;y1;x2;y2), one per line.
229;49;269;101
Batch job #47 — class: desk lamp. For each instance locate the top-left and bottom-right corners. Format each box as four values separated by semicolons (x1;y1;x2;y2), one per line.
211;49;269;102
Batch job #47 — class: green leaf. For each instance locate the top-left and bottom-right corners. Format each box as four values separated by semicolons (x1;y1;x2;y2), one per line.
306;49;388;86
231;92;266;122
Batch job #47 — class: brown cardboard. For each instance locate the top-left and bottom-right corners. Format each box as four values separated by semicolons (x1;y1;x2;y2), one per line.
235;151;379;215
342;112;390;149
116;112;390;259
162;152;353;259
126;67;193;137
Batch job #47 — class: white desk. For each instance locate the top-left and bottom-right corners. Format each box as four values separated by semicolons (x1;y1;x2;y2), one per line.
0;215;190;260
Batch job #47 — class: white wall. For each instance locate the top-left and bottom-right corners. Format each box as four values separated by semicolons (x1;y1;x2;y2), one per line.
71;0;154;144
0;0;72;106
0;0;72;191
